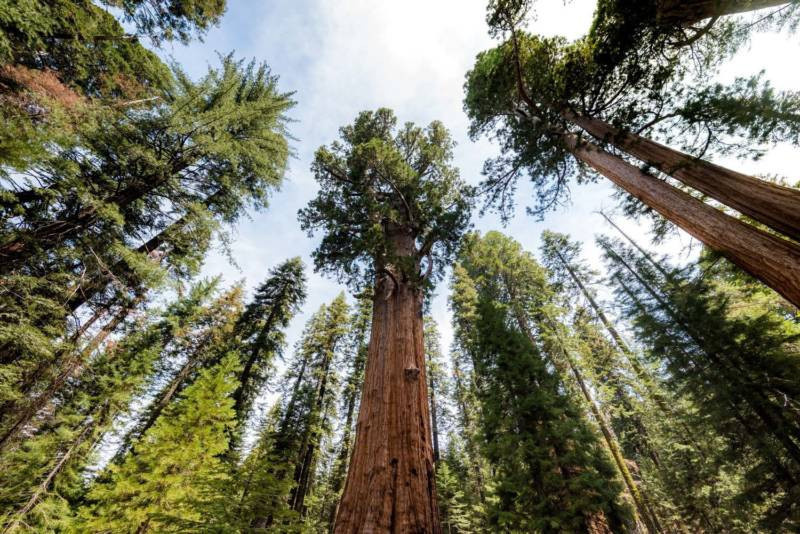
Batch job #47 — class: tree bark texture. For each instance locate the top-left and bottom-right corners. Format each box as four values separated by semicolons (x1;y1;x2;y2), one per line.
565;134;800;308
566;111;800;243
657;0;790;26
334;233;440;533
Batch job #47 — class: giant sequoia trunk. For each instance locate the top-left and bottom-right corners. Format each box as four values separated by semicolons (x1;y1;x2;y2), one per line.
566;111;800;243
563;133;800;308
334;231;440;533
657;0;791;26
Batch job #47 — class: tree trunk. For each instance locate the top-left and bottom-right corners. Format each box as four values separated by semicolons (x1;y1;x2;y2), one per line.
603;241;800;467
333;231;440;533
566;111;800;243
565;133;800;308
563;345;662;534
429;372;440;465
657;0;791;26
0;294;142;454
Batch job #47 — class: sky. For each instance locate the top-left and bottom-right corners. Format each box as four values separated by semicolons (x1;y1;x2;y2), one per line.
146;0;800;410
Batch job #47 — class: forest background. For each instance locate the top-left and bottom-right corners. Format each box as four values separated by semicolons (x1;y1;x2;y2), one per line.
150;0;800;423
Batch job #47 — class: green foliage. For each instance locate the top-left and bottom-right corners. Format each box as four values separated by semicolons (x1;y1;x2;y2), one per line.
78;352;240;532
452;231;631;533
228;257;307;451
299;108;473;289
600;234;800;530
103;0;226;44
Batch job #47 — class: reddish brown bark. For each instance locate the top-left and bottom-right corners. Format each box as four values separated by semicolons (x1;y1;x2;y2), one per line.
564;134;800;309
657;0;790;25
566;111;800;243
334;232;440;533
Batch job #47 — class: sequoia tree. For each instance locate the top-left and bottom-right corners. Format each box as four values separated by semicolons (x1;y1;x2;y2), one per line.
464;30;800;307
299;108;473;532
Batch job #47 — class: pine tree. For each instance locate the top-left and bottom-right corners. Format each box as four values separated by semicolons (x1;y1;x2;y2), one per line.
323;290;371;530
77;352;240;532
299;108;473;533
228;257;307;452
235;295;349;529
452;231;631;533
0;286;207;530
113;281;243;460
424;316;449;465
600;234;800;529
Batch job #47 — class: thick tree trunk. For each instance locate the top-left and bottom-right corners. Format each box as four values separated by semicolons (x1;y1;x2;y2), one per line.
0;294;141;454
657;0;791;26
566;111;800;243
565;134;800;308
334;232;440;533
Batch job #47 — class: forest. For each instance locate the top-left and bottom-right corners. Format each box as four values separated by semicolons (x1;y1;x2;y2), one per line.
0;0;799;532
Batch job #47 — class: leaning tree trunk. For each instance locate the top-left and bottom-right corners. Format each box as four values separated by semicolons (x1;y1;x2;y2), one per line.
559;342;662;534
565;110;800;243
563;133;800;308
333;231;440;533
657;0;791;26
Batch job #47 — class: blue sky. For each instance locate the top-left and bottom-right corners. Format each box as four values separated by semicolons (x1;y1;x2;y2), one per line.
146;0;800;396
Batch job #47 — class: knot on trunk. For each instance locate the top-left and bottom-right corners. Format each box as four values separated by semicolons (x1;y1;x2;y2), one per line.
404;367;420;381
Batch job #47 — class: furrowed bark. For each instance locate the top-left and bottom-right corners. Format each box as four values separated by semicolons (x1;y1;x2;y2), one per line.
566;111;800;243
565;134;800;308
333;230;440;533
429;372;440;464
657;0;791;26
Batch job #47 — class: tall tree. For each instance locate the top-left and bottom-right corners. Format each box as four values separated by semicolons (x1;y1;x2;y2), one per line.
77;352;240;532
227;257;307;452
464;30;800;307
324;290;371;530
452;231;631;533
299;108;473;532
600;234;800;529
424;316;448;465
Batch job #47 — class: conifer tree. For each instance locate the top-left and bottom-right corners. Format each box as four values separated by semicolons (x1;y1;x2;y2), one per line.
299;108;473;533
424;316;449;464
324;290;371;530
114;281;243;460
464;8;800;307
0;283;215;530
228;257;307;452
452;231;630;533
600;234;800;529
77;352;240;533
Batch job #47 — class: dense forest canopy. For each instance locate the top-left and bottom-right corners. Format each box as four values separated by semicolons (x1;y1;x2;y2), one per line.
0;0;799;532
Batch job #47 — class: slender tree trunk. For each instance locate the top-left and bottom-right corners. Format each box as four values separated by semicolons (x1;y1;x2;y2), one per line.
657;0;791;26
564;133;800;308
562;344;662;534
0;294;142;454
597;211;670;277
603;242;800;467
429;373;440;465
3;407;101;533
334;231;440;533
566;111;800;243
